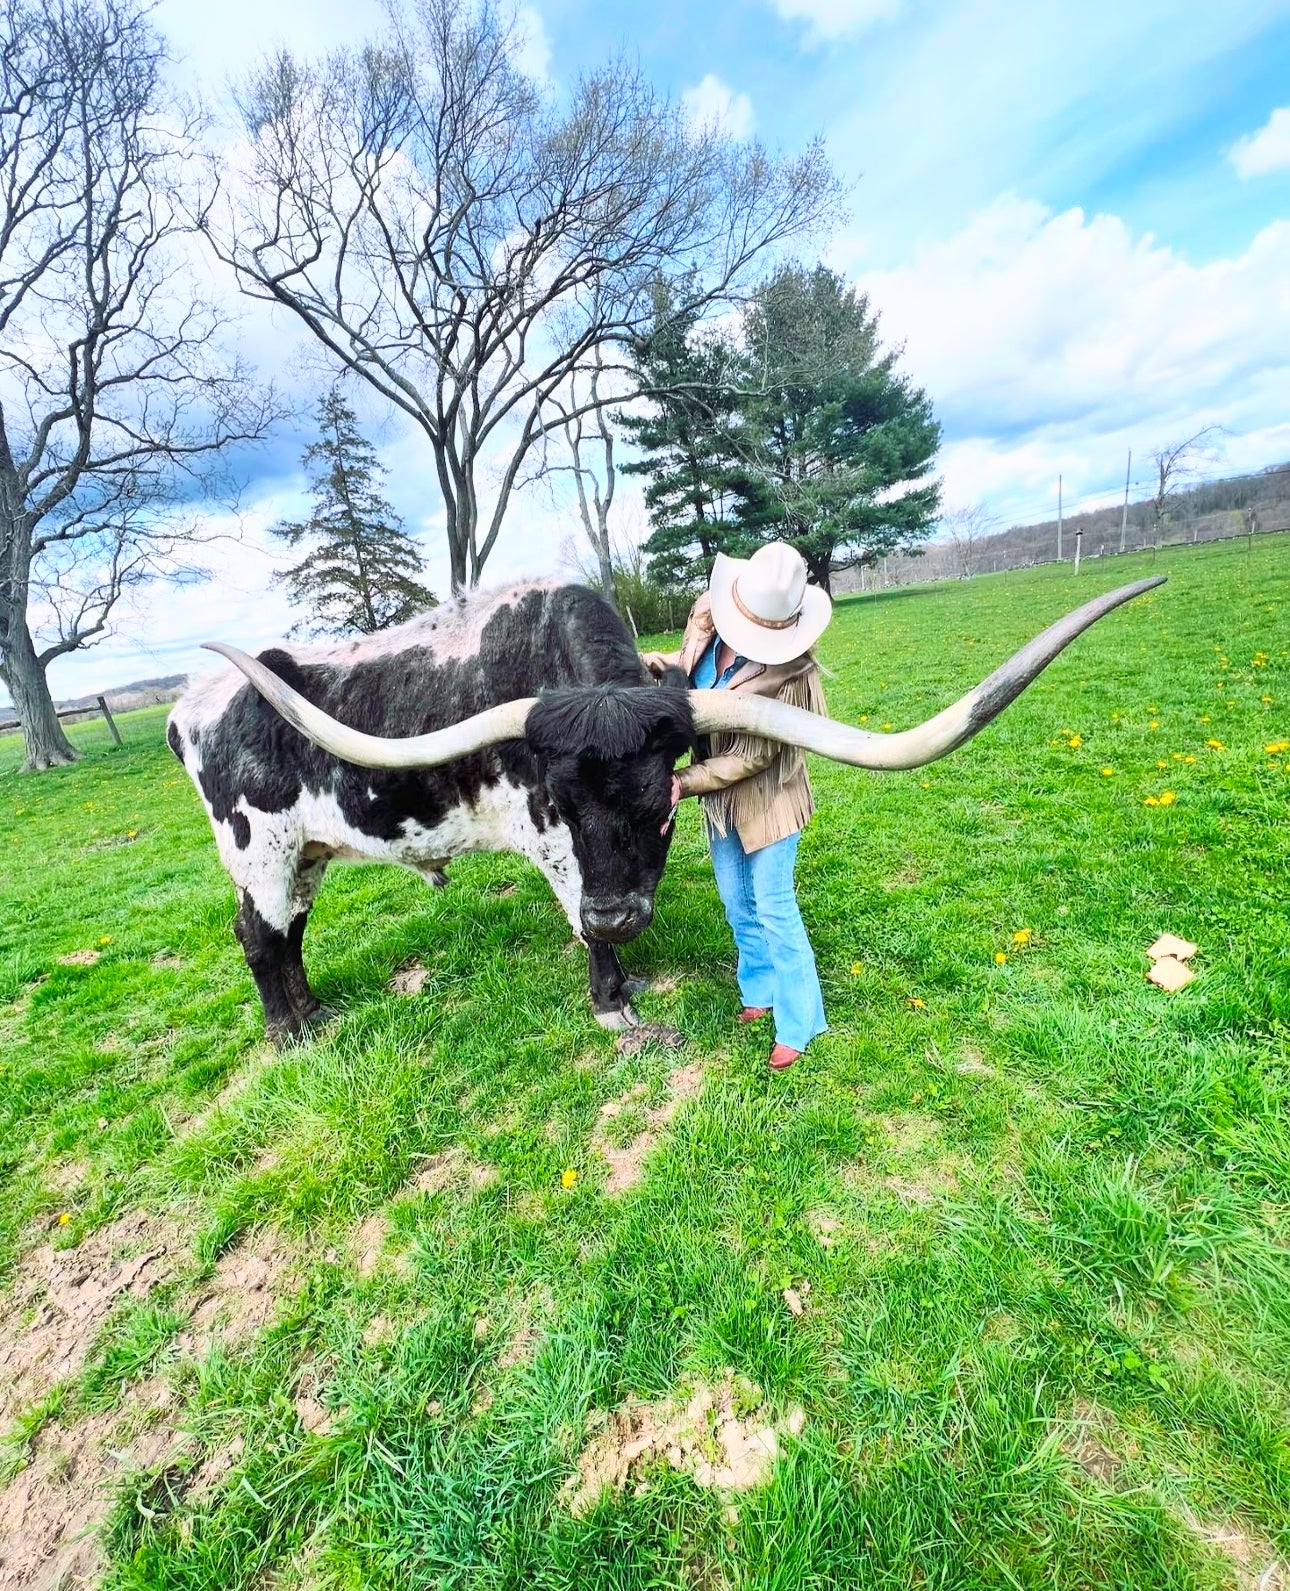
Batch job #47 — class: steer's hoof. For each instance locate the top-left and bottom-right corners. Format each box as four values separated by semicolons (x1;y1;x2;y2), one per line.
302;1002;339;1033
615;1022;687;1057
620;976;648;1000
594;1003;641;1032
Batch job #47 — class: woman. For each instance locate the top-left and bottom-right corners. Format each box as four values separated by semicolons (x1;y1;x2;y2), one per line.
647;542;831;1072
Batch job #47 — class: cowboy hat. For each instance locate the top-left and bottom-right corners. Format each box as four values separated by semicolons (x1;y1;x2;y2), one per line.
707;544;833;665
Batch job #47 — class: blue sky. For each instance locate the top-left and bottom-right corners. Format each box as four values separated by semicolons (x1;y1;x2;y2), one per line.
41;0;1290;693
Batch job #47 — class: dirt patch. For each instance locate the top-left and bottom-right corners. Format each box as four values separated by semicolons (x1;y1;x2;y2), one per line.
0;1209;185;1427
594;1065;703;1195
150;953;186;970
883;1173;958;1207
1182;1516;1286;1589
498;1284;556;1370
350;1215;390;1280
562;1375;804;1516
806;1210;842;1249
0;1380;175;1590
1060;1398;1128;1486
389;960;431;995
403;1149;497;1198
56;949;101;967
179;1225;295;1353
955;1047;994;1077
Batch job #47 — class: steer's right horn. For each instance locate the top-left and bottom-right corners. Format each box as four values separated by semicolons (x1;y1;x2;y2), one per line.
203;643;537;769
689;576;1166;769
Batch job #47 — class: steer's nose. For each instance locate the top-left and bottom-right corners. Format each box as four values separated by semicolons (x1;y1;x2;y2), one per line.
581;894;652;943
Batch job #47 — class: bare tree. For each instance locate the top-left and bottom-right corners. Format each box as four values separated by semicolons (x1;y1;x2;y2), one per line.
0;0;277;770
540;343;621;608
1149;425;1222;547
207;0;839;594
938;504;997;579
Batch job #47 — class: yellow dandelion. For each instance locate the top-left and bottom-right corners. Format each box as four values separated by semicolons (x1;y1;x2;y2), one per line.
850;960;863;976
1149;720;1160;730
1261;695;1273;705
1198;714;1211;723
1265;740;1290;755
98;935;111;946
1158;790;1177;806
992;952;1007;965
1149;705;1159;713
1012;928;1032;946
907;996;925;1009
1183;755;1196;764
1171;752;1182;761
859;715;868;723
1067;734;1082;749
1143;796;1160;807
1205;738;1225;751
1156;759;1168;770
1101;766;1114;777
920;779;931;789
58;1212;71;1226
560;1168;579;1189
882;722;894;731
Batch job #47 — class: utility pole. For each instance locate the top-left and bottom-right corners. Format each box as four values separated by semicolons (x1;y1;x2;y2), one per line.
1119;448;1131;555
1057;474;1063;561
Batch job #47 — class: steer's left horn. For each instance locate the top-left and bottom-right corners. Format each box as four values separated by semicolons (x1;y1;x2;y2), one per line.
203;643;537;769
689;576;1165;770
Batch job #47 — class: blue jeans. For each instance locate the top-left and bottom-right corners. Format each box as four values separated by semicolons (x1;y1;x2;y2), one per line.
708;826;828;1052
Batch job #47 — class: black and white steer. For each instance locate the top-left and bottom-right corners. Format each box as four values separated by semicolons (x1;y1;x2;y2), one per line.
170;575;1163;1047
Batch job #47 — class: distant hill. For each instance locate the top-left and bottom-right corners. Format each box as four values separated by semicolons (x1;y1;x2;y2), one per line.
835;459;1290;590
0;673;188;722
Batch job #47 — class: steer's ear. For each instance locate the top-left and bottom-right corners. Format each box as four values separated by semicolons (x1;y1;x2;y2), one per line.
654;664;691;694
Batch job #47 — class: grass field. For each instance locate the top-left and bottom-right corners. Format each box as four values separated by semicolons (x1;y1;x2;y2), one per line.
1;535;1288;1590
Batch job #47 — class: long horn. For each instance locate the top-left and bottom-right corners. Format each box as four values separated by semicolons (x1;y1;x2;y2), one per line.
202;642;536;769
690;576;1166;770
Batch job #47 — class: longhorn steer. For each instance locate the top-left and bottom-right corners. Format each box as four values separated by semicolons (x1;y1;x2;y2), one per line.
170;575;1163;1047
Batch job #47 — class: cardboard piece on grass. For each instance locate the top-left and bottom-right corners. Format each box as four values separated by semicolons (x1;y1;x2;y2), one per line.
1147;933;1198;962
1147;955;1195;992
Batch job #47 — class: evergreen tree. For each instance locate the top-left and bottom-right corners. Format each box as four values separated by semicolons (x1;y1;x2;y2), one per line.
619;288;761;589
735;264;941;592
271;391;437;635
626;264;941;593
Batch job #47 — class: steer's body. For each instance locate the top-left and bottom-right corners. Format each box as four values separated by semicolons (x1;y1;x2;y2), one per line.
169;582;691;1045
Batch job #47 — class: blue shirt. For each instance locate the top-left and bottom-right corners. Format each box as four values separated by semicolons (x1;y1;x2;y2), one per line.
691;634;747;690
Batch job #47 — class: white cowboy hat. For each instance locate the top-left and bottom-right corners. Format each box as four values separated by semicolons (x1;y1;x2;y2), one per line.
707;543;833;665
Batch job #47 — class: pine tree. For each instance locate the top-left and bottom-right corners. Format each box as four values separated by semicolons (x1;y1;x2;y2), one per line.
272;391;436;635
734;264;941;593
625;265;941;594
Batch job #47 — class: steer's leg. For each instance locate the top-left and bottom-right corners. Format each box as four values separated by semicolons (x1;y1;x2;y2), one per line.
519;819;641;1030
587;941;643;1031
233;885;302;1049
282;856;334;1033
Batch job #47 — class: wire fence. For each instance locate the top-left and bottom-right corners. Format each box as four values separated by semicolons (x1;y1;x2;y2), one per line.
834;491;1290;594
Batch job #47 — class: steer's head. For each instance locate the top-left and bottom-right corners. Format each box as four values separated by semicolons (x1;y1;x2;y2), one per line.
525;679;695;943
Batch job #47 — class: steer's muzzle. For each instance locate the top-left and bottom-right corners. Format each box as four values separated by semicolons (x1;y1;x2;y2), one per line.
581;893;654;944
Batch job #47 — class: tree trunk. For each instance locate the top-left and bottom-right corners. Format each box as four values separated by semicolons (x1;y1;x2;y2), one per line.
1;622;78;770
594;531;618;614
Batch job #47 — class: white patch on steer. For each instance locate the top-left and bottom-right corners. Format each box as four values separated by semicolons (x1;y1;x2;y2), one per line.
208;774;583;939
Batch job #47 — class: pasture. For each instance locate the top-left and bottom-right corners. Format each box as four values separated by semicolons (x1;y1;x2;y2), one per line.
1;535;1288;1590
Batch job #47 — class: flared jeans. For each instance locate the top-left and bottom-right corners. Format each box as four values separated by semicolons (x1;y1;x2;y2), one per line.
708;824;828;1052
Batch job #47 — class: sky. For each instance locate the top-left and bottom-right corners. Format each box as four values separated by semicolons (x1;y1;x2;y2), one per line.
37;0;1290;696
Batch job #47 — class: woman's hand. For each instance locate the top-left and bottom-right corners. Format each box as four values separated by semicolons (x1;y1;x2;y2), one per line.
641;651;670;678
660;773;684;834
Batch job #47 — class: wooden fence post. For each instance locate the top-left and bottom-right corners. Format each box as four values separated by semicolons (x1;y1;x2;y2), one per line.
97;695;122;748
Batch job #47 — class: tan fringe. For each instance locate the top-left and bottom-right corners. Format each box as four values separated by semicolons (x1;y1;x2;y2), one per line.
702;664;828;842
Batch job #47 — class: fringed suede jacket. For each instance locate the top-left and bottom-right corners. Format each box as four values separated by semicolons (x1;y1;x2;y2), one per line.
646;593;828;853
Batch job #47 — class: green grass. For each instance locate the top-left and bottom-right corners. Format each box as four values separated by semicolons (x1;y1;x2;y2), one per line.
1;536;1288;1590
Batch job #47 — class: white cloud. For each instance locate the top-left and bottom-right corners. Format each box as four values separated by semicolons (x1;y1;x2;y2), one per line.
514;6;553;86
856;194;1290;524
1229;106;1290;179
681;74;755;140
771;0;901;45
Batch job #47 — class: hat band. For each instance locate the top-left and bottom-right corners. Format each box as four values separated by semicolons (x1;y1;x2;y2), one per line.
731;578;802;631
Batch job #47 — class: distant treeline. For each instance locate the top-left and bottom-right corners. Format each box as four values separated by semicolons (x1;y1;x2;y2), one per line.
835;461;1290;591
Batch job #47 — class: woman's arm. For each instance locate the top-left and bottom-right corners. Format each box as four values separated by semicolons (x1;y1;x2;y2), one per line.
675;740;776;798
